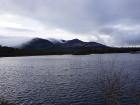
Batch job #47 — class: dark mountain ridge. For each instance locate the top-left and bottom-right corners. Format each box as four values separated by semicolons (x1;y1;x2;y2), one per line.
18;38;140;55
0;38;140;57
21;38;108;51
21;38;54;50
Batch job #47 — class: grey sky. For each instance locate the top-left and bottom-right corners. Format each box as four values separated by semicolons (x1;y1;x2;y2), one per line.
0;0;140;46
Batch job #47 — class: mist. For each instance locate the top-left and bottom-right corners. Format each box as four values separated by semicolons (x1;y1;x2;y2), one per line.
0;36;32;47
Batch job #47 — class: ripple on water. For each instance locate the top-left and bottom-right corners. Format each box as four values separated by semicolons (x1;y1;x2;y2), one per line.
0;54;140;105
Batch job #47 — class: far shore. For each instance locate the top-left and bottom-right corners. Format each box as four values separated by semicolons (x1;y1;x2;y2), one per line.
0;52;139;58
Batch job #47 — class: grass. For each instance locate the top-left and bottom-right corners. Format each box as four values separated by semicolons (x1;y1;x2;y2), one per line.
96;69;129;105
95;55;140;105
0;99;15;105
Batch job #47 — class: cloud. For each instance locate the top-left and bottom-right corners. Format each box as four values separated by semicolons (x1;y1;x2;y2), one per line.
0;36;31;47
0;0;140;46
0;13;96;43
99;23;140;46
0;14;46;31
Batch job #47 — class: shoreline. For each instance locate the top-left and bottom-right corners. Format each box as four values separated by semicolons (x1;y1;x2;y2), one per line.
0;52;139;58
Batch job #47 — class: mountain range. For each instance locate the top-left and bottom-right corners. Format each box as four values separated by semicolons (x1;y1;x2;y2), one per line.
18;38;110;54
0;38;140;57
20;38;108;50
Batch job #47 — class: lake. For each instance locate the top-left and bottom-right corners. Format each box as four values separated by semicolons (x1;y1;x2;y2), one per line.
0;54;140;105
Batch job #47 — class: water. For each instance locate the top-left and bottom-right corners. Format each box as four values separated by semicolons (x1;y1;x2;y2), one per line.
0;54;140;105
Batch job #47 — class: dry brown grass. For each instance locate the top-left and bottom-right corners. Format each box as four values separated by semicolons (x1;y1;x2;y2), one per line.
95;55;135;105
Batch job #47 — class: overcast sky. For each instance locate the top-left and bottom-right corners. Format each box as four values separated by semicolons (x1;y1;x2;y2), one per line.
0;0;140;46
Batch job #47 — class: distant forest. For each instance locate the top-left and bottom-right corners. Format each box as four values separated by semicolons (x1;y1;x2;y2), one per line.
0;45;140;57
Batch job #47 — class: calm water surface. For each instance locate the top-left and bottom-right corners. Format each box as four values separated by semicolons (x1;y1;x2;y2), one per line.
0;54;140;105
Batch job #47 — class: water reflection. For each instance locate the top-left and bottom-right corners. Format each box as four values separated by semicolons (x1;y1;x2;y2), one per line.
0;54;139;105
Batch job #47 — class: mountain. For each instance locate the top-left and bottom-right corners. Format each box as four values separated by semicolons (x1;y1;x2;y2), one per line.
21;38;108;50
1;42;140;56
84;42;107;48
66;39;84;44
21;38;54;50
19;38;110;54
64;39;85;47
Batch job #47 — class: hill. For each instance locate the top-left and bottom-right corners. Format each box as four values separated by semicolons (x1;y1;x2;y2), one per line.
20;38;108;52
0;38;140;57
